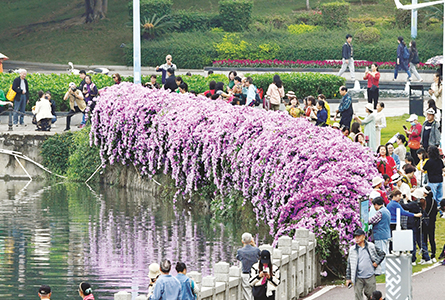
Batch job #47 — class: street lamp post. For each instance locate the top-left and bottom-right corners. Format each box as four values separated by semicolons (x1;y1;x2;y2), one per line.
133;0;141;84
394;0;445;146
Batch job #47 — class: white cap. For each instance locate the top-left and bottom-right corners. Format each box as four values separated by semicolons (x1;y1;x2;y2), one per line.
425;108;436;115
406;114;418;122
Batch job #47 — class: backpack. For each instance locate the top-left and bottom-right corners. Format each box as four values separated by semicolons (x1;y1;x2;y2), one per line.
255;87;263;106
402;46;410;60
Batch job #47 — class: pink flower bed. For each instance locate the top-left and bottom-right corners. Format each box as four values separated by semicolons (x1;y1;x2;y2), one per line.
91;83;378;261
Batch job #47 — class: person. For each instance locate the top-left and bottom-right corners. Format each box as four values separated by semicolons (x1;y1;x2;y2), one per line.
249;250;280;300
202;80;216;97
0;88;12;114
179;82;189;94
337;34;355;80
401;188;423;264
145;75;160;89
393;36;412;81
237;232;261;300
386;143;400;170
374;102;386;147
368;197;391;273
38;285;52;300
420;108;440;152
345;229;385;300
163;68;178;92
426;99;441;124
332;122;340;130
315;100;328;127
317;94;331;125
405;114;422;165
12;69;29;126
422;145;444;208
369;177;389;204
355;132;366;146
266;75;284;111
78;282;95;300
32;91;54;131
376;145;397;178
401;164;417;190
408;41;423;82
370;290;383;300
147;263;161;298
305;96;318;125
64;82;86;131
227;71;237;93
418;187;438;264
176;262;198;300
245;77;256;107
113;73;122;84
78;70;87;91
429;72;443;109
363;63;380;110
416;148;429;187
149;259;181;300
354;103;376;151
336;86;354;129
349;121;361;141
391;173;412;202
341;126;350;137
285;92;304;118
81;74;98;128
394;134;407;164
156;54;177;84
175;76;184;93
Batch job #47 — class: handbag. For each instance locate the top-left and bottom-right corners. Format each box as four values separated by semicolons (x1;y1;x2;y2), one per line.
408;139;420;150
370;84;378;92
6;84;16;101
252;284;267;298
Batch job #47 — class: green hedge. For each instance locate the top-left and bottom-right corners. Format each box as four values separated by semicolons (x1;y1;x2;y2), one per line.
219;0;253;31
247;73;345;99
125;29;442;68
320;1;350;28
172;10;221;32
128;0;173;20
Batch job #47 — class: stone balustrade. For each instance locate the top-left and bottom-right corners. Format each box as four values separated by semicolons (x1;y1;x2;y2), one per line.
115;228;320;300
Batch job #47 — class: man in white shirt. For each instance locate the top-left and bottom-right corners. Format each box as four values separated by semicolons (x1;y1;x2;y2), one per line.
245;77;256;106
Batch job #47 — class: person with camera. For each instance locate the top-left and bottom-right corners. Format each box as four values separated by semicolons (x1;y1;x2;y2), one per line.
32;91;54;131
64;82;86;131
249;249;280;300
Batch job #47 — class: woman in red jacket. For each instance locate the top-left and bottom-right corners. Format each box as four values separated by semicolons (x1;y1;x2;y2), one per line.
363;63;381;110
404;114;422;165
376;145;397;178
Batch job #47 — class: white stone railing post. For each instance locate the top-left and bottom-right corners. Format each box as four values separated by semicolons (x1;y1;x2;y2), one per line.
114;291;131;300
295;228;309;296
229;266;242;299
277;236;292;300
290;240;300;299
201;275;216;300
215;261;230;299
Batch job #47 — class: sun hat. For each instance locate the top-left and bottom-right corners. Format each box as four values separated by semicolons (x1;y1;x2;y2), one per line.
372;177;384;187
365;103;374;112
286;91;297;98
425;108;436;115
148;263;161;279
391;173;403;184
332;122;340;128
412;188;426;200
406;114;418;122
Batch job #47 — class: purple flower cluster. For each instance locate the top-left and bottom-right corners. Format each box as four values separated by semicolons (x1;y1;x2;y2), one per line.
91;83;378;258
213;59;436;70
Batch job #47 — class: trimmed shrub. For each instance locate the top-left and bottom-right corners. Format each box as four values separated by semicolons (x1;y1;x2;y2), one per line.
247;72;346;99
218;0;253;31
172;10;220;32
320;1;350;28
128;0;173;20
294;11;323;26
214;33;250;60
354;27;381;44
287;24;319;35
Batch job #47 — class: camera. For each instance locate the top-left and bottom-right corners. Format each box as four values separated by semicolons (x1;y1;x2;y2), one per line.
71;87;77;91
44;96;49;100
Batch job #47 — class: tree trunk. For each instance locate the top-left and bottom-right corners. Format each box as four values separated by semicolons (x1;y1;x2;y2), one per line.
306;0;310;10
85;0;107;23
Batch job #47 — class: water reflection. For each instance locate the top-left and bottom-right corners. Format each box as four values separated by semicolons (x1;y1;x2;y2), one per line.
0;180;265;299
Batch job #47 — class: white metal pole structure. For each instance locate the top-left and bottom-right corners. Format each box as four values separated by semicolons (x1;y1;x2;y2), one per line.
133;0;141;84
411;0;417;38
394;0;445;146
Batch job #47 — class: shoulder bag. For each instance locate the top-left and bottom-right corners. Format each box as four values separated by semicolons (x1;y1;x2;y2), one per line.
6;84;16;101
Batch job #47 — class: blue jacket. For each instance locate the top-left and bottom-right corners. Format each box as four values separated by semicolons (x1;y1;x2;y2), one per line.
387;200;414;224
150;274;182;300
176;274;196;300
316;109;328;127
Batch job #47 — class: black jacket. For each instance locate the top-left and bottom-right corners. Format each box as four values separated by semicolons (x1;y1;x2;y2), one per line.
12;76;29;101
342;42;353;59
163;75;178;92
401;200;421;230
422;193;437;228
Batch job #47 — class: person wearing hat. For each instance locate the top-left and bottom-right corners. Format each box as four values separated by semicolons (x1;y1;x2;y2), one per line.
237;232;261;300
345;229;385;300
147;263;161;298
38;285;52;300
390;173;411;202
353;103;377;151
420;108;440;152
354;132;366;146
285;91;304;118
332;122;341;130
249;249;280;300
402;188;424;265
404;114;422;165
63;82;86;131
369;177;389;204
368;197;391;273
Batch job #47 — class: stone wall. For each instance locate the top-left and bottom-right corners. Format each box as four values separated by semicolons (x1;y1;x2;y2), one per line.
114;229;321;300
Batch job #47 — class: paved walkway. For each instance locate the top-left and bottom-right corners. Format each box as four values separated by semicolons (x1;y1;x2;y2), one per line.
303;263;445;300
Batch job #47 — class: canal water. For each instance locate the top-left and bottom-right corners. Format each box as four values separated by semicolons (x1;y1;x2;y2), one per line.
0;180;266;299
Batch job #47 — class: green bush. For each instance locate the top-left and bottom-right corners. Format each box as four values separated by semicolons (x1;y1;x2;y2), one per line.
294;11;323;26
320;1;350;28
354;27;381;44
40;132;74;175
172;10;220;32
128;0;173;21
182;74;229;93
218;0;253;32
287;24;319;35
247;72;346;99
214;33;250;60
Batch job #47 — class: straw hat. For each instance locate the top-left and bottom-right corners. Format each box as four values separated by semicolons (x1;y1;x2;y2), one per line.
372;177;384;187
148;263;161;279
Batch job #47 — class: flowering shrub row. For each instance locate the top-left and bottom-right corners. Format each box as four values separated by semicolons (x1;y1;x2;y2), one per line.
90;83;379;271
213;59;438;70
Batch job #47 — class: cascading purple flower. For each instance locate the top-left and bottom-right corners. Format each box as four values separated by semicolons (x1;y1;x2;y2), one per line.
90;83;379;258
